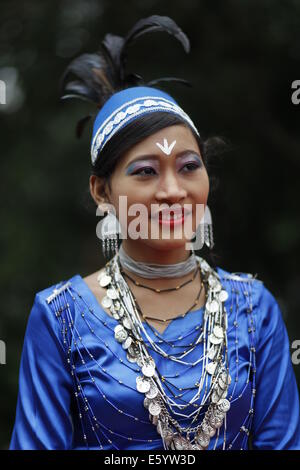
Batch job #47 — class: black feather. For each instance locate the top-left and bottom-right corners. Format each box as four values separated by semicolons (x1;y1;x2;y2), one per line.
60;15;191;139
123;15;190;54
147;77;192;88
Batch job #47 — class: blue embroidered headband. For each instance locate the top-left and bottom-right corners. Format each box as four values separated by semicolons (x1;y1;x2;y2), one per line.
90;86;200;166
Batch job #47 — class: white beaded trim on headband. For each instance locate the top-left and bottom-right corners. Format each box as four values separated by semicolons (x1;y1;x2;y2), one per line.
91;96;199;165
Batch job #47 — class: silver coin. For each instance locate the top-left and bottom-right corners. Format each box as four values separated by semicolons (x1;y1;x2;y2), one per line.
208;346;217;360
157;424;172;439
126;352;137;363
218;376;227;390
136;378;151;393
217;383;227;398
161;427;174;441
219;389;228;399
98;274;111;287
148;400;161;416
210;414;223;428
200;260;210;272
146;383;159;399
110;304;116;314
122;336;132;350
206;361;217;375
220;371;227;383
114;324;124;333
171;436;188;450
219;289;228;302
206;300;219;313
143;397;151;409
220;372;231;387
213;283;222;292
208;275;217;287
128;344;139;357
107;288;118;300
213;409;225;420
211;390;220;403
122;317;133;330
209;334;223;345
213;325;224;339
217;398;231;413
119;306;125;317
114;328;128;343
142;363;156;378
101;296;112;309
201;421;216;438
196;432;210;449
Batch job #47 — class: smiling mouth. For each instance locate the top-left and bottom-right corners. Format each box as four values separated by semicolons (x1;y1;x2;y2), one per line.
151;208;191;225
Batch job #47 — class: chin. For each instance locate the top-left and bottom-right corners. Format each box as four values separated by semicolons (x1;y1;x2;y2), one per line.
141;237;192;253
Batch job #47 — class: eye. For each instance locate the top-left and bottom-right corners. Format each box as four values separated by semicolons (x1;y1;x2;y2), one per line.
132;167;157;176
181;162;201;172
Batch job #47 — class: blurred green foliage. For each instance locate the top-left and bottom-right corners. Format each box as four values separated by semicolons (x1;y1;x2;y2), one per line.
1;0;300;449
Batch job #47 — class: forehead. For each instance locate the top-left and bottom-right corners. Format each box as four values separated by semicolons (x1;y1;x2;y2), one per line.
122;124;199;163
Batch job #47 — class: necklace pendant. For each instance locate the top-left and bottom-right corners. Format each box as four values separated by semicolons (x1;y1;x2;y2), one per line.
98;273;112;287
218;289;228;302
126;352;137;363
206;300;219;313
170;435;190;450
122;336;132;350
209;333;223;345
122;317;133;330
142;362;156;378
213;325;224;339
145;383;159;399
217;398;231;413
136;376;151;393
148;399;162;416
114;324;128;343
201;420;216;438
206;361;217;375
107;287;118;300
195;431;210;449
101;296;112;309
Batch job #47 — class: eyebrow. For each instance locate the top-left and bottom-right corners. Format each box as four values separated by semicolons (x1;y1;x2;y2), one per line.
125;149;201;169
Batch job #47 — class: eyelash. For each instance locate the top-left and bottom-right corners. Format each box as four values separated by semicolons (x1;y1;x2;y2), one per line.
132;162;201;177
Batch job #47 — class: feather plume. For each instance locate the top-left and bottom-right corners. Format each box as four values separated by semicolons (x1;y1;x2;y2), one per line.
60;15;191;138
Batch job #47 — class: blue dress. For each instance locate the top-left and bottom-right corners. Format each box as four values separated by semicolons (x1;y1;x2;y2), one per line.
9;266;300;450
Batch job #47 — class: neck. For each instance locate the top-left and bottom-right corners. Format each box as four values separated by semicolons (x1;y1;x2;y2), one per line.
120;239;192;265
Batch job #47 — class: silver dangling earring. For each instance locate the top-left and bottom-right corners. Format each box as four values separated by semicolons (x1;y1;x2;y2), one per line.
193;205;214;250
203;205;214;249
100;210;121;259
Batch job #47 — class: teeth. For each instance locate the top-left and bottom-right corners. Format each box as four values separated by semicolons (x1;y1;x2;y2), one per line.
161;213;183;221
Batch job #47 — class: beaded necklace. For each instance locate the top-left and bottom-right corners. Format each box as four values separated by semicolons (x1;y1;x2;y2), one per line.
47;268;258;450
99;253;231;450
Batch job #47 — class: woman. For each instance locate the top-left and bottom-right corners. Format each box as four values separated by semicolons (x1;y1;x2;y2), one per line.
9;16;300;450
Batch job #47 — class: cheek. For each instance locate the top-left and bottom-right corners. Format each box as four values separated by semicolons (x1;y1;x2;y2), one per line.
192;170;210;202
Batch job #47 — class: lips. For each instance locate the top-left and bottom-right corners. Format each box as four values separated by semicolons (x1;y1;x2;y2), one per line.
156;208;190;221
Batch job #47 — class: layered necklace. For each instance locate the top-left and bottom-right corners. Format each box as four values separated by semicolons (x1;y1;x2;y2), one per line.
99;245;231;450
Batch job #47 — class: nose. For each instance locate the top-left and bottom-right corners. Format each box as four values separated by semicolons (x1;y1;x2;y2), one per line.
155;170;187;203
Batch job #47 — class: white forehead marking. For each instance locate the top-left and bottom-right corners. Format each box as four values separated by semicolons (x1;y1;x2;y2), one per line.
156;138;177;156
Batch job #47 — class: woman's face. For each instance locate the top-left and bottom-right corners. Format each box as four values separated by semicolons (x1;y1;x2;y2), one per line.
92;124;210;256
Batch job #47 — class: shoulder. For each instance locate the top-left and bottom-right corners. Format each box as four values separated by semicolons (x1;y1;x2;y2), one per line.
215;265;264;306
215;264;285;340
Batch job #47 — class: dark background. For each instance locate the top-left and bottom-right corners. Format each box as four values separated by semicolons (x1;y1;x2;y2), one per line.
1;0;300;449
